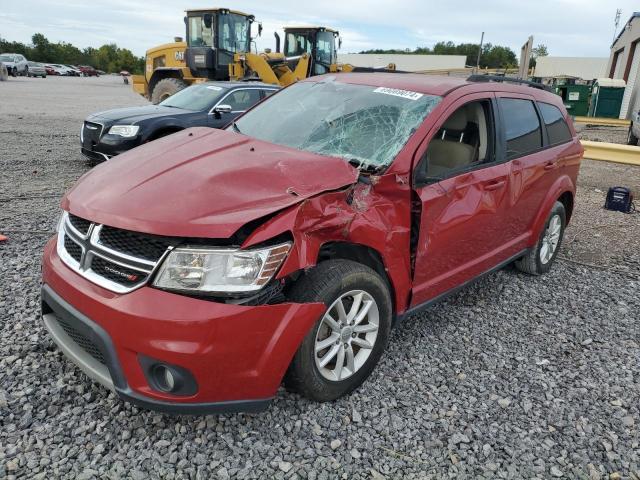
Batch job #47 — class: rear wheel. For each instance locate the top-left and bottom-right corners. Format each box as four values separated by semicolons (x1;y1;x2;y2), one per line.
284;260;392;402
150;78;188;104
515;201;566;275
628;124;639;146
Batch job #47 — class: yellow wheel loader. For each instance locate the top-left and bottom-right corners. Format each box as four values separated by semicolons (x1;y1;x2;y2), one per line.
132;10;395;102
132;8;258;103
228;26;395;86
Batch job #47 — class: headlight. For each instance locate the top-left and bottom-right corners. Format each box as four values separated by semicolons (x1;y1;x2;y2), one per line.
108;125;139;137
153;242;291;294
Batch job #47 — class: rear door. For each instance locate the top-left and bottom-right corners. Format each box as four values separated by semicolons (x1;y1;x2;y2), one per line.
411;93;517;305
496;95;579;243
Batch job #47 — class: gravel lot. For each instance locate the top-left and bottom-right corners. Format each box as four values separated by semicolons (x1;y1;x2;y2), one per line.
1;76;639;480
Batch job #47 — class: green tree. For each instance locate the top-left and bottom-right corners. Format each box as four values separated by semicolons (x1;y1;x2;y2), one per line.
0;33;145;73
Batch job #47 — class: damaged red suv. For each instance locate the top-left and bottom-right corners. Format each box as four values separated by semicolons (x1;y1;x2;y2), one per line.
42;73;583;413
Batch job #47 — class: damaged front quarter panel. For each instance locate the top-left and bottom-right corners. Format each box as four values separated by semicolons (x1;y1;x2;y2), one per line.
242;172;414;314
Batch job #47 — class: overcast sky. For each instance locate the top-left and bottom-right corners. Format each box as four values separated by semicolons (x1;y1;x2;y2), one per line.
1;1;637;58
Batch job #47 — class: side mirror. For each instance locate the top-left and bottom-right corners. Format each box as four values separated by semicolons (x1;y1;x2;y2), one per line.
258;23;263;37
214;104;233;114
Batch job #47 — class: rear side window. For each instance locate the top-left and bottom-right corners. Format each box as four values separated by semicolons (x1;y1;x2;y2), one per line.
499;98;542;159
538;102;572;145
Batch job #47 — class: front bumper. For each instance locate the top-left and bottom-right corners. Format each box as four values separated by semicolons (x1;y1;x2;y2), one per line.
42;238;325;413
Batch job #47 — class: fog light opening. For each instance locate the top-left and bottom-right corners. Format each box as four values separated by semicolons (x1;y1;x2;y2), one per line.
153;364;179;393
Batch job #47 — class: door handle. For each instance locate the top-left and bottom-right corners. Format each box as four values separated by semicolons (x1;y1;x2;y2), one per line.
483;180;506;191
544;161;558;171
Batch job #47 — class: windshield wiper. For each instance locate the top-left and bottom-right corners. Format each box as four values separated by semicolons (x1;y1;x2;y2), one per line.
347;158;382;174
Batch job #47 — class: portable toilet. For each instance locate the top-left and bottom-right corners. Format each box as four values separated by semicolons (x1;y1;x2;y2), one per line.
588;78;626;118
555;83;592;116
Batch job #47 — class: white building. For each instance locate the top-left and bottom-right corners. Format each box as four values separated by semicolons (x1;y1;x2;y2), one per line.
533;56;607;81
607;12;640;119
337;54;466;72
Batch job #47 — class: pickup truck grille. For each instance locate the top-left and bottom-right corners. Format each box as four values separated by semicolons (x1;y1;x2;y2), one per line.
57;212;175;294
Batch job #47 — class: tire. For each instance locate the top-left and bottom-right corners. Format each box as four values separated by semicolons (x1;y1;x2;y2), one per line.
627;124;639;146
515;201;566;275
150;78;188;104
284;259;393;402
23;66;28;77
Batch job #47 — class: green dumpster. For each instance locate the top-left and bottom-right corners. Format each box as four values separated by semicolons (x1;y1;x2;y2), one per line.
588;78;626;118
555;84;592;116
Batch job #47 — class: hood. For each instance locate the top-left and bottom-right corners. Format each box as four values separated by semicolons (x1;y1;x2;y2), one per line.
63;128;359;238
89;105;193;124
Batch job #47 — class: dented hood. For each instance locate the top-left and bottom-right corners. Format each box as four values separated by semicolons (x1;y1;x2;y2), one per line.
63;127;358;238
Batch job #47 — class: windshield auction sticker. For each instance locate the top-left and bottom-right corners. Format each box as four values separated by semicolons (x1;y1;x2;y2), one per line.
373;87;423;100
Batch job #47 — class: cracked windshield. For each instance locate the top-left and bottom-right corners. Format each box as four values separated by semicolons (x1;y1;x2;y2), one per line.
234;80;441;170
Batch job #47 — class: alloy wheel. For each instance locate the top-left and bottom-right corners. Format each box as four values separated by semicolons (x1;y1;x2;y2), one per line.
540;214;562;264
314;290;380;381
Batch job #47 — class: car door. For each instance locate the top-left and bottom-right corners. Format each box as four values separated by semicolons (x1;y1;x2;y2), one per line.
496;94;560;242
410;93;518;306
208;88;262;128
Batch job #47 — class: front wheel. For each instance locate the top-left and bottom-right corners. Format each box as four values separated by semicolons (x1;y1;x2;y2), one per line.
150;78;188;104
515;201;566;275
284;260;392;402
628;125;639;146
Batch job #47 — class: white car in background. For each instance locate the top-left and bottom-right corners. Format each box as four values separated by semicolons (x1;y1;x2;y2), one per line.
64;65;83;76
0;53;28;76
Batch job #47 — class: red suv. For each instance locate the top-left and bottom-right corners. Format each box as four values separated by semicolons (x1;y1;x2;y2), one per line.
42;74;583;413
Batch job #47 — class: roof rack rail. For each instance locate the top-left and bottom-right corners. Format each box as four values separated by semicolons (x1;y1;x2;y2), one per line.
467;74;551;91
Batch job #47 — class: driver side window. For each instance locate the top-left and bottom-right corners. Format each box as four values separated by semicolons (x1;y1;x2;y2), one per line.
416;99;495;184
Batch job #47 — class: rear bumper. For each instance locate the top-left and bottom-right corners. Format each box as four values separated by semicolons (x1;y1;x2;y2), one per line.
41;237;325;413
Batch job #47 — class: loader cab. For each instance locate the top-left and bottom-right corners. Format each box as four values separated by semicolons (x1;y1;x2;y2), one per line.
283;27;339;76
185;8;254;80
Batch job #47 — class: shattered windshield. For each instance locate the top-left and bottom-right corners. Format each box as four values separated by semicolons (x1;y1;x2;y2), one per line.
233;80;441;170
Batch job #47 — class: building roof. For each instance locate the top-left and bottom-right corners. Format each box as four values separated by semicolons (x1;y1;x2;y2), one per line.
612;12;640;47
533;56;607;80
337;54;466;72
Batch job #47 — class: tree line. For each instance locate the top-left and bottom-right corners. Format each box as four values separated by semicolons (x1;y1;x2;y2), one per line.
0;34;144;74
360;41;520;69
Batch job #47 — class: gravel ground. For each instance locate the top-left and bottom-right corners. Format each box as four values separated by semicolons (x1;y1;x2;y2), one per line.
576;124;629;145
1;76;639;480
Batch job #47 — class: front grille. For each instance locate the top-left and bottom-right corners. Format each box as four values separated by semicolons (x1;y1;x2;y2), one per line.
99;226;174;262
68;214;91;235
58;212;171;293
82;121;103;147
91;256;148;286
64;236;82;263
56;317;106;364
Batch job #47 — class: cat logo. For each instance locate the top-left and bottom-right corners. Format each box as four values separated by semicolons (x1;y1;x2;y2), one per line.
175;51;185;62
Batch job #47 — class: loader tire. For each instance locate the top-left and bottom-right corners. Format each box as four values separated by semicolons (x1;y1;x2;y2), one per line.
150;78;188;104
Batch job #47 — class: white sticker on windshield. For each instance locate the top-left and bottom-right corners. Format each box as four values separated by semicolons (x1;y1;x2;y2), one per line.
206;86;223;91
373;87;423;101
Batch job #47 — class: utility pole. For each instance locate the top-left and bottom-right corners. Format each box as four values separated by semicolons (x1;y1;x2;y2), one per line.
612;9;622;44
476;32;485;73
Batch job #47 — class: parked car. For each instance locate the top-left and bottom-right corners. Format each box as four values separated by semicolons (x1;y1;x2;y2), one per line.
80;81;278;162
27;61;47;78
628;110;640;146
0;53;28;76
77;65;99;76
43;73;583;413
45;64;65;75
63;65;83;76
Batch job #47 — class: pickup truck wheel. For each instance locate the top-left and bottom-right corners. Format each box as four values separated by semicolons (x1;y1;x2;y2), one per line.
284;260;392;402
628;125;639;146
151;78;188;104
515;201;566;275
